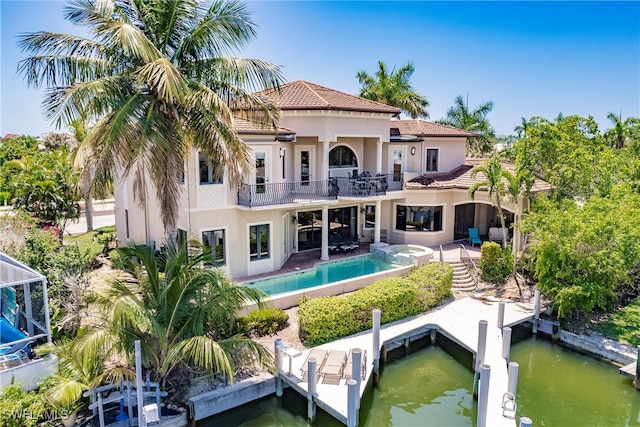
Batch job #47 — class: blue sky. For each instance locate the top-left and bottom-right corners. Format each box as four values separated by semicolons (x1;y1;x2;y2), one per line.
1;1;639;137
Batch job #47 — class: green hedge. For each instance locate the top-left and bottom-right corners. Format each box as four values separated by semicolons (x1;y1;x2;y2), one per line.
479;242;513;284
298;263;453;346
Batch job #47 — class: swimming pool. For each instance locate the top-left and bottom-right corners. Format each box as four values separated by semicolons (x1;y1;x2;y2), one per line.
245;255;400;296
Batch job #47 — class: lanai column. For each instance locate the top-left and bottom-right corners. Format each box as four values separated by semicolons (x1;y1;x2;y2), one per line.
373;199;382;243
376;140;383;174
321;204;330;261
322;141;330;179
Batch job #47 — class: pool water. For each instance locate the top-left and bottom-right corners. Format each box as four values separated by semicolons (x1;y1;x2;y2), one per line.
245;255;399;296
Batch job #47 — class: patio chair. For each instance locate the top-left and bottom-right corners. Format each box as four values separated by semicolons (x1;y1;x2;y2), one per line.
300;348;328;382
0;340;32;367
468;228;482;247
321;350;347;385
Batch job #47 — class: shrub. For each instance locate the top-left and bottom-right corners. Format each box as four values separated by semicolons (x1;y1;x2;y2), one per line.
0;383;52;427
242;308;289;337
94;225;117;252
109;248;129;270
299;264;452;346
479;242;513;284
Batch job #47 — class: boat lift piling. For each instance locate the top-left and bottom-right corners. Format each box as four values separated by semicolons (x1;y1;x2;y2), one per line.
477;364;491;427
532;289;541;334
474;320;488;399
307;358;318;423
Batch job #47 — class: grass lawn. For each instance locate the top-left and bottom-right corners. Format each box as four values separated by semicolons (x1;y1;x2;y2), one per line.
595;298;640;346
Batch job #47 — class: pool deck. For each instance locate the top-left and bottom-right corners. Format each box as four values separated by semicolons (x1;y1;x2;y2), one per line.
278;296;534;426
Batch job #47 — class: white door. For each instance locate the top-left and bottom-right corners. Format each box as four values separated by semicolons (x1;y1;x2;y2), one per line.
251;147;271;193
295;146;315;185
389;147;406;182
282;213;290;259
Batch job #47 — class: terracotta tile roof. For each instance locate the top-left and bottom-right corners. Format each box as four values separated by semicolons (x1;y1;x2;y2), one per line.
390;119;478;138
258;80;401;115
406;160;551;193
233;117;294;135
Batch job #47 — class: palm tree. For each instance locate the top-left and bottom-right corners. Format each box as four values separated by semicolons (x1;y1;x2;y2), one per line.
437;95;496;156
468;156;509;249
605;112;639;149
18;0;284;232
356;61;429;118
68;117;95;232
75;241;270;387
514;117;530;139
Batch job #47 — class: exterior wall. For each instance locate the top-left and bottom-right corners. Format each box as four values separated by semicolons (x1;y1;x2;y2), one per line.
416;137;466;173
279;112;391;143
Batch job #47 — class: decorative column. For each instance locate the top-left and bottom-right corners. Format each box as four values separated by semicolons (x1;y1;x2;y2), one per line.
376;140;383;175
322;141;330;179
321;204;329;260
373;199;382;243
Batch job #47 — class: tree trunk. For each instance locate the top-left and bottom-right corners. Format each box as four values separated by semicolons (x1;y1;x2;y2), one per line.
83;170;94;232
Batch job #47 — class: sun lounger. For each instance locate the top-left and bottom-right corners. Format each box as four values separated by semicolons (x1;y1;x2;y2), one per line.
321;350;347;385
343;349;367;381
300;349;327;382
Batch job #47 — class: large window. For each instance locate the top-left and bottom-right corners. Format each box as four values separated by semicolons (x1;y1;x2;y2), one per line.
426;148;439;172
199;153;223;184
250;224;270;261
202;229;225;266
329;146;358;168
396;205;443;232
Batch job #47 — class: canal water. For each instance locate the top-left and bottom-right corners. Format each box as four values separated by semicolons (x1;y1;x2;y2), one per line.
203;336;639;426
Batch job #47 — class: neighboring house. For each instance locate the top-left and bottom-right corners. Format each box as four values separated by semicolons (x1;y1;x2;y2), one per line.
114;80;548;279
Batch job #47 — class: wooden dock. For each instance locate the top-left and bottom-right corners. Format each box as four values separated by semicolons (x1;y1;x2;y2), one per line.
278;297;535;426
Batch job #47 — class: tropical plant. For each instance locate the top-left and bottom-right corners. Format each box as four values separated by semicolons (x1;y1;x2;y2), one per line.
605;112;639;149
356;60;429;118
18;0;284;233
437;95;496;156
75;241;270;387
468;156;511;248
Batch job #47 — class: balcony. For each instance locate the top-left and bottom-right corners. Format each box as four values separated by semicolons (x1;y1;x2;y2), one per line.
237;174;402;208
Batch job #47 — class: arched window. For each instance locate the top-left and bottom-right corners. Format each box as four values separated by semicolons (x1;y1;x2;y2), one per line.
329;146;358;168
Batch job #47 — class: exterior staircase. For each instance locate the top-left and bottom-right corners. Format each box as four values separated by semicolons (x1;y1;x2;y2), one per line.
449;260;476;292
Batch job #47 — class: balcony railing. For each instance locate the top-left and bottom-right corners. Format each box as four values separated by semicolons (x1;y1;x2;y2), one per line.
237;173;403;207
238;179;339;207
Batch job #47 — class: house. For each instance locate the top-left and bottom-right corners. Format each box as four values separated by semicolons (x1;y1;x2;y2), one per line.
114;80;549;279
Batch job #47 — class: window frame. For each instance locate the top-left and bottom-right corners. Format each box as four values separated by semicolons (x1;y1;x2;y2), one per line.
199;152;223;185
395;204;444;232
249;223;270;261
425;148;439;172
202;228;226;267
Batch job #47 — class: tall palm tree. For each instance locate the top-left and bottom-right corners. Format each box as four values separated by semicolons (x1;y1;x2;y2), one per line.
18;0;283;232
356;61;429;118
437;95;496;156
468;156;509;249
605;112;638;149
75;241;270;386
514;117;531;139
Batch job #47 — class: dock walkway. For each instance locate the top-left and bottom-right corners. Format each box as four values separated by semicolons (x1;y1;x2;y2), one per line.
278;297;534;426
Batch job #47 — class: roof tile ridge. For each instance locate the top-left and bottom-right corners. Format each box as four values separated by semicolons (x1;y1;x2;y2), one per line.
300;81;331;107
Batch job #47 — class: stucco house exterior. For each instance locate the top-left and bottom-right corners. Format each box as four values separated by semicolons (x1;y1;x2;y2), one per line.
114;80;548;279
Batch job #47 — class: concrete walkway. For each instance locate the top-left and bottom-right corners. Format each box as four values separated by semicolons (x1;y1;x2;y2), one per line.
278;296;534;426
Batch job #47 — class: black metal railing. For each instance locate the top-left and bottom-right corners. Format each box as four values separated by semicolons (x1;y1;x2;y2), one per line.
333;173;401;197
237;173;403;207
238;179;339;207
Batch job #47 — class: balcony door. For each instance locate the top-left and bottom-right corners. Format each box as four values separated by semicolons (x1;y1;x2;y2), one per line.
251;147;271;194
295;146;315;186
389;147;406;182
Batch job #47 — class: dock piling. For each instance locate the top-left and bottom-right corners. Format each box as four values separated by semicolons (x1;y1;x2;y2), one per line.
533;289;541;334
634;345;640;390
352;348;362;398
346;379;358;427
274;338;283;397
477;364;491;427
519;416;533;426
508;362;519;397
474;320;488;398
497;301;506;330
307;358;317;423
373;309;381;385
430;329;437;344
502;326;512;363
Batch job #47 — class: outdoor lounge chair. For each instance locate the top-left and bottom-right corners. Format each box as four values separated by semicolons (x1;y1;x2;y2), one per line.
343;349;367;381
300;348;328;382
321;350;347;385
0;340;32;368
468;228;482;247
